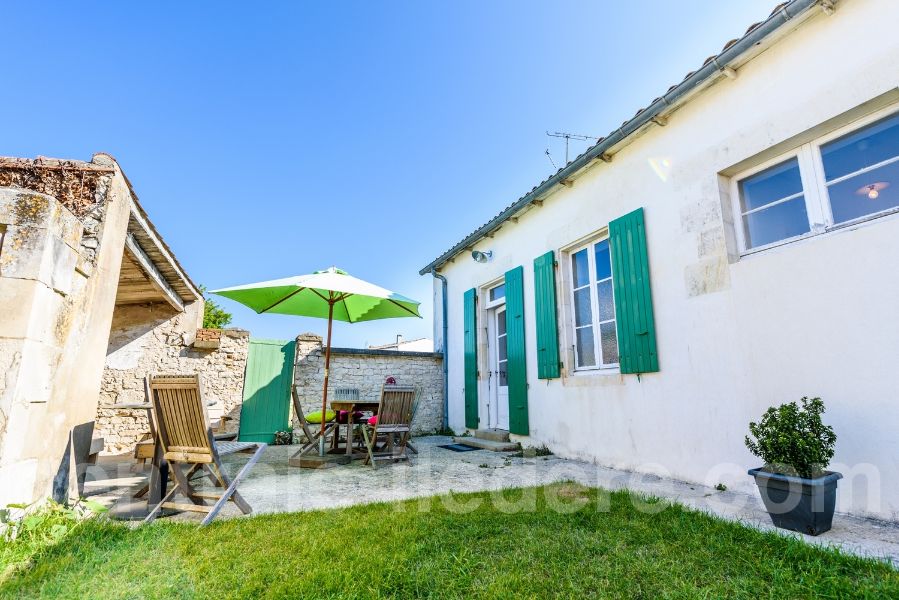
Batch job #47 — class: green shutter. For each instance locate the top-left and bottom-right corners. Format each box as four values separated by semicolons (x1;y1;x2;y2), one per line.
504;266;529;435
463;288;479;429
609;207;659;374
533;251;560;379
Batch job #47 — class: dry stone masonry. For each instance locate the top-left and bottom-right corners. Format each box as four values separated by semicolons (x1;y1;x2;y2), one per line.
98;310;249;454
293;333;444;435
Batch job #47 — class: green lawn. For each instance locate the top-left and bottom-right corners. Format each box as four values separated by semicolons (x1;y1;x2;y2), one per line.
2;484;896;599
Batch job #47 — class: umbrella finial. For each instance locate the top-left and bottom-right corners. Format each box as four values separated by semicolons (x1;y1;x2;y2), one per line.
315;266;349;275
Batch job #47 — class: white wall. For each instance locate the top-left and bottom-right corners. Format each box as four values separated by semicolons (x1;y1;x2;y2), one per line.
434;0;899;521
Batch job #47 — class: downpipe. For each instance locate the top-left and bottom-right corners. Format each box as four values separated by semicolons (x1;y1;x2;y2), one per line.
431;269;449;431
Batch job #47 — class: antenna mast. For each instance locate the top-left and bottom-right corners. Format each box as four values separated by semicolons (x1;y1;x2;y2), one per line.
546;131;600;164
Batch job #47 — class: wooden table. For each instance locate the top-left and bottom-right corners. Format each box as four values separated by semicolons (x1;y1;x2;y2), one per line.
331;400;379;457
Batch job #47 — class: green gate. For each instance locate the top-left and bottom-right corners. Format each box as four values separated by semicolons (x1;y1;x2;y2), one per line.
239;338;296;443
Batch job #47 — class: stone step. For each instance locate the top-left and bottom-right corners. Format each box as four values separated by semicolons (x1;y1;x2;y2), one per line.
452;436;520;452
475;428;511;443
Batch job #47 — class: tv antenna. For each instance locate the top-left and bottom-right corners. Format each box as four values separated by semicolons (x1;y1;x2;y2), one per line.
546;131;600;164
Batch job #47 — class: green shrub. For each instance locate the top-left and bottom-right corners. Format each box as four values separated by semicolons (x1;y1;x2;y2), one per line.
273;429;294;445
200;285;233;329
1;498;107;582
745;397;836;479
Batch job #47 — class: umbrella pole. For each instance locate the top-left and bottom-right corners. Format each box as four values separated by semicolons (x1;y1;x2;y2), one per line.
319;300;335;456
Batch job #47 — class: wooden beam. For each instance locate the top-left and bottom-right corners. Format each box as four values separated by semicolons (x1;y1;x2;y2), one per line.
124;234;184;312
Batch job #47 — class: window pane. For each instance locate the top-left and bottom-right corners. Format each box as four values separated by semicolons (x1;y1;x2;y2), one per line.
821;112;899;181
739;158;803;212
594;239;612;280
489;284;505;302
597;279;615;321
827;160;899;224
600;322;619;365
499;361;507;387
576;327;596;367
497;310;506;336
574;288;592;327
742;196;810;248
571;249;590;288
498;335;507;362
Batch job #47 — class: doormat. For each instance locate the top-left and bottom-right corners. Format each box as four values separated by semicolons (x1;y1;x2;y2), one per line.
438;443;480;452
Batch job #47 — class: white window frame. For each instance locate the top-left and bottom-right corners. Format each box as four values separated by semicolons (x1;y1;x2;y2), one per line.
567;237;619;372
732;104;899;256
484;281;506;309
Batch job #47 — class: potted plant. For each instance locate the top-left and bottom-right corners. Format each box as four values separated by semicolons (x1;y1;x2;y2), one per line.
745;396;841;536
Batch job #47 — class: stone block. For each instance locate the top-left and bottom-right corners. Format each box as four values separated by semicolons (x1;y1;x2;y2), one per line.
684;256;731;297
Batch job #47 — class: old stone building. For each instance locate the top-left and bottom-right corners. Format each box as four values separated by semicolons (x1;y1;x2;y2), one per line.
0;154;204;506
0;156;445;508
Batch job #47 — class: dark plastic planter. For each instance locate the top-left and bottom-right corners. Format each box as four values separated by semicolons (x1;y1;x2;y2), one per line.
748;468;842;536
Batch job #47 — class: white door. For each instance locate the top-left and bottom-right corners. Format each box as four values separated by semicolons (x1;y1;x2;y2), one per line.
487;305;510;430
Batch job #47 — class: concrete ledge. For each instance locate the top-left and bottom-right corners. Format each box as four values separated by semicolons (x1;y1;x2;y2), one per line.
330;347;443;359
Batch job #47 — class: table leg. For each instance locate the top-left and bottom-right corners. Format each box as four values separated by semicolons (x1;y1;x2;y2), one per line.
346;420;353;456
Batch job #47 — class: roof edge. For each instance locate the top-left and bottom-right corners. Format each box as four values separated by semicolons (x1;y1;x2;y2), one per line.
98;154;203;303
419;0;823;276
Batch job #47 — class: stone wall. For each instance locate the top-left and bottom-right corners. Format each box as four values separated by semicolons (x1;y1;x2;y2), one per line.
293;333;444;434
0;157;130;506
97;304;249;454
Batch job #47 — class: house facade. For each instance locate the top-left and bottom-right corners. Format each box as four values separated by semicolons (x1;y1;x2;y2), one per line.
421;0;899;521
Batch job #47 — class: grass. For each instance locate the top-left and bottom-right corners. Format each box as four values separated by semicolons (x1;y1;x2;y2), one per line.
2;484;896;599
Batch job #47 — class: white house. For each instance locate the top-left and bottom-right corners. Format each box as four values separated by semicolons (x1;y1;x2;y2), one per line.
420;0;899;521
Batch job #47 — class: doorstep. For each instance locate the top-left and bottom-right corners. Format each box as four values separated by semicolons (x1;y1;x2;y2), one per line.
452;435;519;452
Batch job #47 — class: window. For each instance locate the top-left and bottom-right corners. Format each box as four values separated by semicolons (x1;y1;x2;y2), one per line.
821;112;899;224
489;283;505;303
738;158;810;248
734;108;899;252
569;239;618;370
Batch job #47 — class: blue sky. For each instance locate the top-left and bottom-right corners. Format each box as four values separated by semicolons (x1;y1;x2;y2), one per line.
6;1;767;348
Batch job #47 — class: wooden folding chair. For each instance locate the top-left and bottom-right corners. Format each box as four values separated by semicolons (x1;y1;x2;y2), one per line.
289;385;339;460
143;374;266;526
361;385;417;468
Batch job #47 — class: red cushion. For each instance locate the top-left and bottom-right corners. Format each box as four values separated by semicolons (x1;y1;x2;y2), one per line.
336;410;364;424
368;415;378;426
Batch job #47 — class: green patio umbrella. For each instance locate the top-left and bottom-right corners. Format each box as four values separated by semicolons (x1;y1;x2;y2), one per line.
211;267;421;454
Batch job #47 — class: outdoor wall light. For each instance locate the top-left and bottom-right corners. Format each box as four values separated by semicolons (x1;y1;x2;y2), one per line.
471;250;493;263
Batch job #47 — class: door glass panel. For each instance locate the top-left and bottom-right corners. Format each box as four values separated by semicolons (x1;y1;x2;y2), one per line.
575;327;596;367
742;196;810;248
826;153;899;224
497;309;506;336
573;287;592;327
571;248;590;288
821;112;899;181
739;158;803;212
498;362;507;386
600;322;619;365
594;239;612;280
597;279;615;321
498;334;507;362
